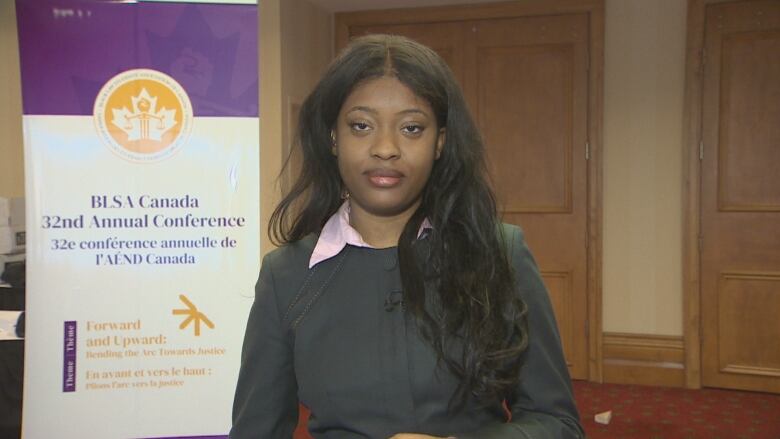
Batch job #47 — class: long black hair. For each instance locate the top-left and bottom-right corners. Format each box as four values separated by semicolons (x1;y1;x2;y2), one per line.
269;34;528;409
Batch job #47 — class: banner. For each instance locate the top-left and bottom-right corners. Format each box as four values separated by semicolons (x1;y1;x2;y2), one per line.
16;1;259;437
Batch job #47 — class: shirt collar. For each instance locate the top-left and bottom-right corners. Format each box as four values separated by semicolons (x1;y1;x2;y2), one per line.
308;201;432;268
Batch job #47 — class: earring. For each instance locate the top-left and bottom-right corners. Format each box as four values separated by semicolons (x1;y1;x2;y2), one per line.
341;188;350;200
330;131;337;146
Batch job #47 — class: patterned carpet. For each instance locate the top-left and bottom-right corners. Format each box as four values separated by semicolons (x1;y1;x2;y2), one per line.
294;381;780;439
573;380;780;439
3;373;777;437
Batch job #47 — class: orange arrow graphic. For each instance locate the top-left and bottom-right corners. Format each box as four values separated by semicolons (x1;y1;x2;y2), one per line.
172;294;214;336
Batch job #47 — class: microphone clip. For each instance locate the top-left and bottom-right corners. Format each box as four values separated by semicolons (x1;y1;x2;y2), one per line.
384;290;403;312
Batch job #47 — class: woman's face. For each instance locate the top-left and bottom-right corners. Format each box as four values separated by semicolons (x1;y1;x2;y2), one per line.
333;76;444;220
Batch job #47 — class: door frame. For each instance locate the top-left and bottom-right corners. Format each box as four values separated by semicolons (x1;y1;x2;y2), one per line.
681;0;760;390
335;0;605;383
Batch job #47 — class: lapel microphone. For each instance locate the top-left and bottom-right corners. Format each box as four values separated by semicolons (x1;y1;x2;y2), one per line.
384;290;403;312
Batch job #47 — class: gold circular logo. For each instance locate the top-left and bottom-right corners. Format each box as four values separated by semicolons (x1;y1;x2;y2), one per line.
94;69;192;163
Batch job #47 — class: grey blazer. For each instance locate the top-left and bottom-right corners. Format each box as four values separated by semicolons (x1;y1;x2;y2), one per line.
231;224;584;438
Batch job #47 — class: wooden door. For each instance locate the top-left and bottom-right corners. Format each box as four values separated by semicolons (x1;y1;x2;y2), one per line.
344;13;591;380
700;0;780;393
472;14;590;381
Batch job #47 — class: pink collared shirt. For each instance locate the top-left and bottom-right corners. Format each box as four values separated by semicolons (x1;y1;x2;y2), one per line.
309;201;431;268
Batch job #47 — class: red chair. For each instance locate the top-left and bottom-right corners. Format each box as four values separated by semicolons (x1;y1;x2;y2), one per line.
294;405;313;439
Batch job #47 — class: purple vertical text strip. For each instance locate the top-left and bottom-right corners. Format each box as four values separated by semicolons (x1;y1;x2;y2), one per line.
63;321;77;392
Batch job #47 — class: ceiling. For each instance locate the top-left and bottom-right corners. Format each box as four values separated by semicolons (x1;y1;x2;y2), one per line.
306;0;504;13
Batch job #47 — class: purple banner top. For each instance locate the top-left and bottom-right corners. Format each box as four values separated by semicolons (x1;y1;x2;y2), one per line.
63;321;77;392
15;0;258;117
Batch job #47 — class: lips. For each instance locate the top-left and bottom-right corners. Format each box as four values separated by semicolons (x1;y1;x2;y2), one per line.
365;168;403;188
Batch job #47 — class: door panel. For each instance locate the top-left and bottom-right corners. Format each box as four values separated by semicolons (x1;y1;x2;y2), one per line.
717;30;780;211
543;271;575;369
347;13;591;379
478;43;574;213
701;0;780;393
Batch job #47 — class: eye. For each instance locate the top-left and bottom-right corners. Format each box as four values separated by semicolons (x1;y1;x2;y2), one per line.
401;124;424;135
349;122;371;132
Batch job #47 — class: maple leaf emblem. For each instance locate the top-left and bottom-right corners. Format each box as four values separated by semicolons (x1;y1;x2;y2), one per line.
110;88;177;141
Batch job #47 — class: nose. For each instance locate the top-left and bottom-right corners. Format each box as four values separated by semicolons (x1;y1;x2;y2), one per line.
370;130;400;160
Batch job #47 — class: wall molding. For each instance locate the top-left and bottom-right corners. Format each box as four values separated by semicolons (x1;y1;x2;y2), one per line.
602;332;685;387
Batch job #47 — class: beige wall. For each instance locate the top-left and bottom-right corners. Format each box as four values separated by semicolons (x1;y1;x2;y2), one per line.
259;0;332;254
603;0;687;336
1;0;687;336
259;0;284;255
0;0;24;198
280;0;333;152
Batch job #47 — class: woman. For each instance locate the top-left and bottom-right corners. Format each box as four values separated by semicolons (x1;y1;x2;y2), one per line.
231;34;583;439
